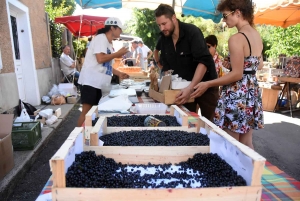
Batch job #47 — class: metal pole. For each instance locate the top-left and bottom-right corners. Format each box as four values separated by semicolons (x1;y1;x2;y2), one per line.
172;0;175;8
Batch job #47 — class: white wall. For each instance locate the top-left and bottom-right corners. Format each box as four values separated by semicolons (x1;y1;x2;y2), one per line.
0;73;19;113
37;67;54;98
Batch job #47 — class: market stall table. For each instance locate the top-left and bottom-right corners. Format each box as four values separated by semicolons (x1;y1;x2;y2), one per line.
275;77;300;117
35;94;300;201
259;82;282;112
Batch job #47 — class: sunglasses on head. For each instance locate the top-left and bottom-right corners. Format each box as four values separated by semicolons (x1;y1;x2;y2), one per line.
223;11;234;19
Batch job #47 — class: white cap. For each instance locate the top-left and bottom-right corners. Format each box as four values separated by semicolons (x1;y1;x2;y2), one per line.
105;17;124;29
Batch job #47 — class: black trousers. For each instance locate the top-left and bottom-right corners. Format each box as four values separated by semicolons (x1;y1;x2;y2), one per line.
183;87;219;122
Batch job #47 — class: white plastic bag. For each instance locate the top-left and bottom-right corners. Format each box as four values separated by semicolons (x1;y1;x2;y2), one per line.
39;109;53;119
48;84;59;97
45;115;58;125
15;109;31;122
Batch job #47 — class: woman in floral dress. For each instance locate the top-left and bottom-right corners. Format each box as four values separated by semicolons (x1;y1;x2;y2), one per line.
191;0;264;149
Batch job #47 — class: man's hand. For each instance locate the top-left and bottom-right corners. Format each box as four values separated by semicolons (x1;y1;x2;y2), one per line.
222;57;231;70
190;82;209;99
175;87;193;105
70;62;75;68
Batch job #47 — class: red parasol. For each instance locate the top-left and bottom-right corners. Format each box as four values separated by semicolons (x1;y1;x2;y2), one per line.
54;15;109;37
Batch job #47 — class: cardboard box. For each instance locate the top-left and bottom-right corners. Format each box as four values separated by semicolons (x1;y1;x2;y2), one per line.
58;83;77;97
150;75;194;105
149;88;194;105
67;96;77;104
0;114;14;180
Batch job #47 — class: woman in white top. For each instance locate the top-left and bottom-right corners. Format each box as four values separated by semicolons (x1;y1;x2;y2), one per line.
77;17;129;127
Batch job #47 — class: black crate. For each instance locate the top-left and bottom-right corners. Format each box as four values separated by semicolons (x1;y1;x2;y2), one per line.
12;122;42;151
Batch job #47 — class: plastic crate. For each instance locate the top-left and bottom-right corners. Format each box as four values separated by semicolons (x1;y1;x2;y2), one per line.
135;103;168;114
11;121;42;151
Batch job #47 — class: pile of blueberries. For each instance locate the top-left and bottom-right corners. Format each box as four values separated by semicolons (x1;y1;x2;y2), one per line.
92;115;181;127
100;130;209;146
66;151;246;188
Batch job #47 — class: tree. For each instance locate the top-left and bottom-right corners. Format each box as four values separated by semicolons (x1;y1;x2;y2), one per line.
257;24;300;60
51;0;76;16
126;8;300;61
126;9;237;58
45;0;76;57
125;8;160;50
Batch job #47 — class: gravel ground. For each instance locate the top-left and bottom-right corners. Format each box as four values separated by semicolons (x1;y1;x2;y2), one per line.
4;105;300;201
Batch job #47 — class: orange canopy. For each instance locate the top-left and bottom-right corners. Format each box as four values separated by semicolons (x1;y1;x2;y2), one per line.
254;0;300;28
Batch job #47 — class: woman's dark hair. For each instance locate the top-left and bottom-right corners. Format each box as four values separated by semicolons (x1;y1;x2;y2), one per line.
205;35;218;47
97;25;119;35
154;4;175;19
217;0;254;27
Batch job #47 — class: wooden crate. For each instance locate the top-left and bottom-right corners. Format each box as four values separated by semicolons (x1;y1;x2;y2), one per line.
120;72;149;83
89;105;191;146
84;105;189;145
84;105;99;144
50;117;266;201
149;88;194;105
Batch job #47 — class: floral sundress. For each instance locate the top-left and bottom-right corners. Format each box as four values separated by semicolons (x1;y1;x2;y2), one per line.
214;32;264;134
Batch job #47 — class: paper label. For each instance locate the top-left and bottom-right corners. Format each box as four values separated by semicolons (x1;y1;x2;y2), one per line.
174;110;183;126
199;127;207;135
98;127;103;137
64;132;83;173
99;139;104;146
209;131;253;186
92;113;96;120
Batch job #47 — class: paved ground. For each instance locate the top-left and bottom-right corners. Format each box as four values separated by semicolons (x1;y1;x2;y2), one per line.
253;110;300;181
2;104;300;201
1;103;81;201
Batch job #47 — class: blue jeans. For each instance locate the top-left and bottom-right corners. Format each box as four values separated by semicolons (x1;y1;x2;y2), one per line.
65;71;80;86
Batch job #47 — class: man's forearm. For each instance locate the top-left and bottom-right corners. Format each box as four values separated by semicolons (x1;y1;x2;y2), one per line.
147;51;153;60
189;63;207;90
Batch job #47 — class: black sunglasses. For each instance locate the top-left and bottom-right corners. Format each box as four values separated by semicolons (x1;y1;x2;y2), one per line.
207;45;211;49
223;11;234;19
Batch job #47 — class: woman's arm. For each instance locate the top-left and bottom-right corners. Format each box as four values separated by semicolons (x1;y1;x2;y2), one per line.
95;47;128;64
190;34;245;98
206;35;245;87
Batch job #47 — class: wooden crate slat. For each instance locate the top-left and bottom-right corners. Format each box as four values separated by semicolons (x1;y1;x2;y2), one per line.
85;105;98;127
50;127;83;188
53;186;262;201
84;146;210;164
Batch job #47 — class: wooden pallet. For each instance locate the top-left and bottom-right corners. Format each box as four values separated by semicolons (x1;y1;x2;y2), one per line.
50;117;266;201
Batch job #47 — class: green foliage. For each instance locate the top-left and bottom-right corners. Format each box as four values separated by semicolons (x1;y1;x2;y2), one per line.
45;0;75;58
178;15;237;58
125;8;161;50
73;40;87;59
51;0;76;16
125;8;300;61
257;24;300;60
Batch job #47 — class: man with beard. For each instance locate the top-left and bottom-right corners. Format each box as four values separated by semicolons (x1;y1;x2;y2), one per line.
154;4;219;121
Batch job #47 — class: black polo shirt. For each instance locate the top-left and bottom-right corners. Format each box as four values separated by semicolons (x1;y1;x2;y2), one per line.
160;20;217;81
